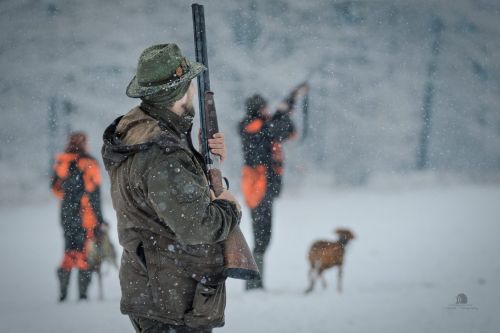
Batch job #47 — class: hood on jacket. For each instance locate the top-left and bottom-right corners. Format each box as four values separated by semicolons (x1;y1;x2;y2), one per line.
101;107;182;171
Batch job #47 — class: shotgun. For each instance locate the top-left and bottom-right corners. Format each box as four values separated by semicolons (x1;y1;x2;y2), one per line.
285;81;310;141
192;3;260;281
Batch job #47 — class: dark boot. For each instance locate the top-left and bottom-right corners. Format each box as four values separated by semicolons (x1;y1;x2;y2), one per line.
57;268;71;302
245;253;264;290
78;269;92;300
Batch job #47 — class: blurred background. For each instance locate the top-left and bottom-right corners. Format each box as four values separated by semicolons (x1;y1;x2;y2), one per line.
0;0;499;332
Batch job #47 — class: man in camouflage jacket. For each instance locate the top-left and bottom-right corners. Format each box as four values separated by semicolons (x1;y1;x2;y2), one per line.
102;44;241;333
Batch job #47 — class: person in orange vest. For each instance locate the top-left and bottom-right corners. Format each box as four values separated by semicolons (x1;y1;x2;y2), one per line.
239;84;309;290
51;132;107;301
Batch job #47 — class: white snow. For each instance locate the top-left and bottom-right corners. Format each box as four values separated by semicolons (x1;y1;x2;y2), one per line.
1;183;499;333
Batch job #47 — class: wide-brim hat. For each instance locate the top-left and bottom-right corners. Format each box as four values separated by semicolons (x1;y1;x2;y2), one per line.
126;43;205;98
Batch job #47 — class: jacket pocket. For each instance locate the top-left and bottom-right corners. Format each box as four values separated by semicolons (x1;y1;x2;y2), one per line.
119;248;153;313
136;242;148;272
184;282;226;329
145;246;195;320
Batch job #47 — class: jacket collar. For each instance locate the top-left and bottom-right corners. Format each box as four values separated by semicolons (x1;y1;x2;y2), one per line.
139;102;193;136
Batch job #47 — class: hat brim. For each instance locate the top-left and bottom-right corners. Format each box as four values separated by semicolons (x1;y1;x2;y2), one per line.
126;60;205;98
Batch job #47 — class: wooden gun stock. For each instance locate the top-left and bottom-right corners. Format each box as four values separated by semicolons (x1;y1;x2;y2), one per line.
208;168;224;197
223;226;260;280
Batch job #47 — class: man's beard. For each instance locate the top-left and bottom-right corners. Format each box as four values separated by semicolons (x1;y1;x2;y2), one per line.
181;102;195;122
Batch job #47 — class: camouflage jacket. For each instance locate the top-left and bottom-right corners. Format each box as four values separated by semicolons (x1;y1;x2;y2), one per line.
101;106;240;328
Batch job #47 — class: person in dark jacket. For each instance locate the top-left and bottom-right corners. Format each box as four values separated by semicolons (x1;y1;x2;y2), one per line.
101;44;241;333
239;84;309;290
51;131;107;301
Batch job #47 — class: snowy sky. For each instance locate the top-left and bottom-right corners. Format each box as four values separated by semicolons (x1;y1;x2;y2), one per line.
0;0;499;199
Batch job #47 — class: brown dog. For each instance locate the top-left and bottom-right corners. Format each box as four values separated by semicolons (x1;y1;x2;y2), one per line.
305;228;355;294
87;228;119;300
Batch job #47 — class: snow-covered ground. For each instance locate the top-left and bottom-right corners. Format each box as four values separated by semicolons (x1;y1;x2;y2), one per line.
1;184;499;333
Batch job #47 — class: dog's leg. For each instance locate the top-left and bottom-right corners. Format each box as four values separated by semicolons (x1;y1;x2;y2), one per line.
98;266;104;301
105;234;119;270
337;264;343;293
319;269;328;289
305;261;320;294
304;268;315;294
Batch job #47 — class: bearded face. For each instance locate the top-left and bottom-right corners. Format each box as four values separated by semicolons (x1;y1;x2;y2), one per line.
181;82;196;118
181;101;195;118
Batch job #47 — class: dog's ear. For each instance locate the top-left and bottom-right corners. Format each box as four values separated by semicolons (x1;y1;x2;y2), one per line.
334;228;346;235
335;228;355;239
